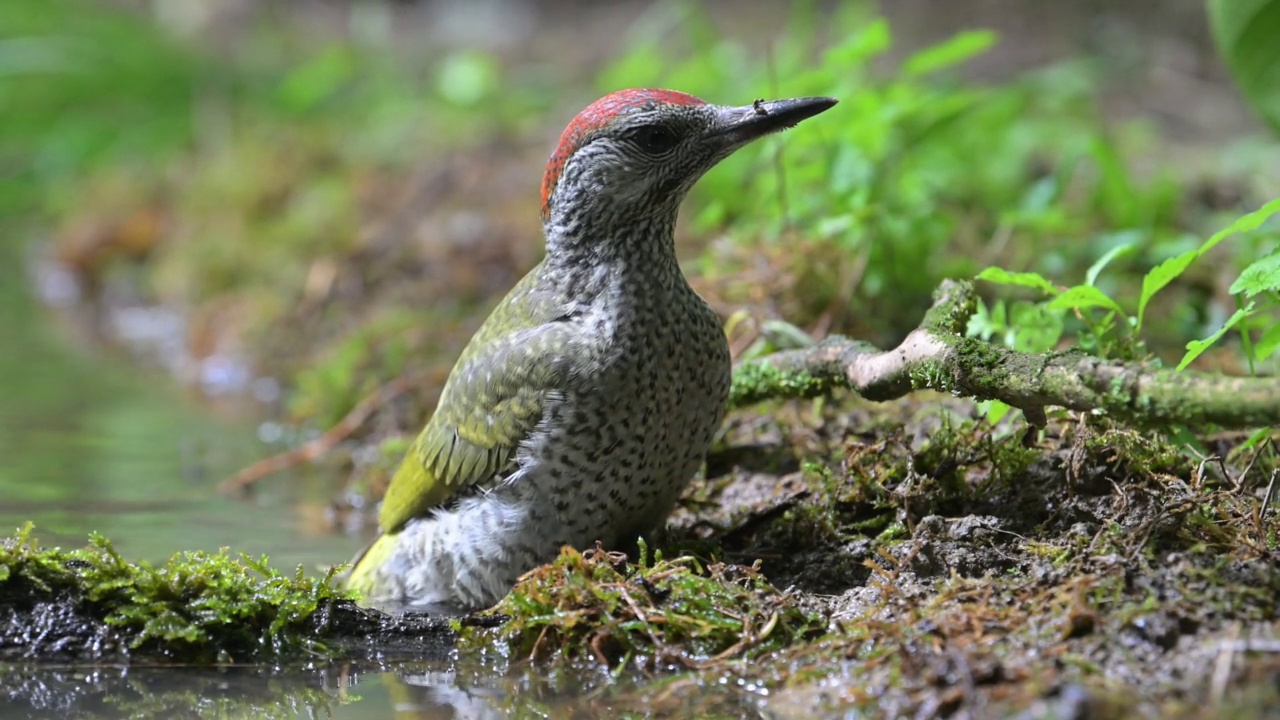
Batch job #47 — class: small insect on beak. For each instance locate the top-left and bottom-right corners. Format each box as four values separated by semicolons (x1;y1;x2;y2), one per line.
709;96;838;145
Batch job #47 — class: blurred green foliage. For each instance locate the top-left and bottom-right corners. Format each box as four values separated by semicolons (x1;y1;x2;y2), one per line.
0;0;545;227
1210;0;1280;134
3;0;1276;432
0;0;211;217
608;5;1111;301
976;198;1280;364
290;308;431;427
606;0;1278;371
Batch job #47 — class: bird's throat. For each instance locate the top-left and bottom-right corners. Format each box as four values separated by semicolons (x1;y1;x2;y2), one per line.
540;218;688;310
544;206;681;273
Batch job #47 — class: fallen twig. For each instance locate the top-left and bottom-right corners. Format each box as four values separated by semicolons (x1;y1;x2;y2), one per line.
218;370;430;493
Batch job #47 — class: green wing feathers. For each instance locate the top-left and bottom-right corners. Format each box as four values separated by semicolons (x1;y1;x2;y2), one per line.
376;422;511;532
376;268;576;532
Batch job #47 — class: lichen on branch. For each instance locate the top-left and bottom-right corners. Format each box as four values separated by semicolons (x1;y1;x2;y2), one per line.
729;279;1280;429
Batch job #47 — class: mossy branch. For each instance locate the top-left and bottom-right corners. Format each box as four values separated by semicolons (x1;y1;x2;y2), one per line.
729;279;1280;429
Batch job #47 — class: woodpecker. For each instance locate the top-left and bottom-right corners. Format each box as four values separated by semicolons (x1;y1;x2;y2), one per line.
346;88;837;612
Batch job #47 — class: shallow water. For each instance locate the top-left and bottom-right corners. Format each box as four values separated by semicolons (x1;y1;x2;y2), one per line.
0;248;356;570
0;247;496;718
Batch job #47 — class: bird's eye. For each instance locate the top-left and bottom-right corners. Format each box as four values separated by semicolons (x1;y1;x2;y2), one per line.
630;125;679;154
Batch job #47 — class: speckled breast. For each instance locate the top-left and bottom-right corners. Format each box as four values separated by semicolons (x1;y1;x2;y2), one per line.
538;283;731;543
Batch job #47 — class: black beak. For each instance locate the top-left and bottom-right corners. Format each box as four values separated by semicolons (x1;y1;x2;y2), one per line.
709;96;838;144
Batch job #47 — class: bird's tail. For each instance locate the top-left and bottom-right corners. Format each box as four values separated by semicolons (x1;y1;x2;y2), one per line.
343;531;396;600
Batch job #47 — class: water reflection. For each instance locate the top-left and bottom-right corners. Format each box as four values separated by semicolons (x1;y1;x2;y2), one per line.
0;244;352;567
1;661;665;719
3;662;419;719
0;244;422;717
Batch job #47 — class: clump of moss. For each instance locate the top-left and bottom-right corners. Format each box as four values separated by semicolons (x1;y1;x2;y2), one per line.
1081;426;1186;478
909;418;1039;493
728;360;830;408
0;523;359;663
457;541;823;671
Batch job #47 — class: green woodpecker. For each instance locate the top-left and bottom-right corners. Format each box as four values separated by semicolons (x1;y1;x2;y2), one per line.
346;88;836;612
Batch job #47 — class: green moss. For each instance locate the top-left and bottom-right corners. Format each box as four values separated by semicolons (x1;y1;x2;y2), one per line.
1025;540;1073;565
728;361;828;408
0;523;358;662
850;514;893;536
910;418;1037;495
907;358;951;393
921;280;979;335
878;521;909;541
457;541;823;671
1082;427;1184;476
762;503;844;549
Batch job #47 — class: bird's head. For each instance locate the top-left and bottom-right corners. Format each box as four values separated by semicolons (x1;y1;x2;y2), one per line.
540;89;837;232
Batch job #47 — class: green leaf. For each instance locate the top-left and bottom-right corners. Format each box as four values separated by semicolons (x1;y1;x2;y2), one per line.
966;298;1003;341
1209;0;1280;134
436;50;500;107
979;400;1012;425
1046;285;1125;314
276;46;355;114
1198;197;1280;256
1229;250;1280;296
1090;135;1139;227
824;18;892;68
1176;302;1256;370
1256;321;1280;359
903;30;997;77
1238;426;1275;453
1138;197;1280;327
1086;241;1138;286
976;267;1058;295
1008;302;1065;353
759;319;816;350
1137;249;1198;330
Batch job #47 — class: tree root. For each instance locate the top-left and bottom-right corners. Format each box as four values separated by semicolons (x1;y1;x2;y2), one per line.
729;279;1280;429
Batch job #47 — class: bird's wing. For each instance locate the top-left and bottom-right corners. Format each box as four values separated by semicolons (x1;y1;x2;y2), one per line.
377;276;580;532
